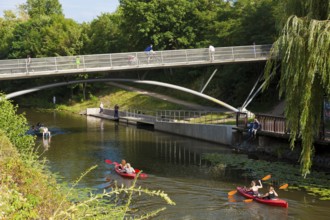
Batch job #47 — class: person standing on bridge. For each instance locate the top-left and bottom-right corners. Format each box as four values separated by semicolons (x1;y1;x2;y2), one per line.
76;56;81;68
26;55;31;73
209;45;215;62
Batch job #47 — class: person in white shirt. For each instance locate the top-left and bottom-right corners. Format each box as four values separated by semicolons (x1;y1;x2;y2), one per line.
209;45;215;61
125;163;135;174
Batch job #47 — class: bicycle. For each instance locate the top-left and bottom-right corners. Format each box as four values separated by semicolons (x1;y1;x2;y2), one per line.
146;50;161;64
128;55;138;65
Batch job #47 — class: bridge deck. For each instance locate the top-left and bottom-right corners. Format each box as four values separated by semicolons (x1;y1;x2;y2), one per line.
0;44;272;80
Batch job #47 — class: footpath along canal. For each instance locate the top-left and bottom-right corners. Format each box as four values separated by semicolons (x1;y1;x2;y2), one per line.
23;109;330;220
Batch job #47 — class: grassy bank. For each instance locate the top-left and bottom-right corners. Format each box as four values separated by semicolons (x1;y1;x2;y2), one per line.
55;87;186;114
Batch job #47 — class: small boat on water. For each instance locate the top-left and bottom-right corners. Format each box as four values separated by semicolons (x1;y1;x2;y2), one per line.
114;164;148;179
27;124;51;138
105;159;148;179
237;186;288;208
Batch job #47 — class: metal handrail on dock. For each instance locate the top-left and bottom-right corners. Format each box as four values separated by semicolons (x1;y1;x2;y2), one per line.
235;112;330;143
156;110;236;125
236;112;288;134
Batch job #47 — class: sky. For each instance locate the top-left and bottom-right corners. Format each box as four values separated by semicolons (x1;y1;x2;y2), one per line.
0;0;119;23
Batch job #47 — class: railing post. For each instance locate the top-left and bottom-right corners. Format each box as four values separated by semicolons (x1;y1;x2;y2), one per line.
135;52;139;66
55;57;58;71
160;51;164;64
83;56;86;69
185;50;188;63
231;47;234;60
109;54;112;67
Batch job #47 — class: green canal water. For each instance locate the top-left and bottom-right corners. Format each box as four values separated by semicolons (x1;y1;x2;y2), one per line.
22;109;330;220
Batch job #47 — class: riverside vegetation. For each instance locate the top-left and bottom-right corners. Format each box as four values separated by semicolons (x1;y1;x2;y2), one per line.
0;95;175;219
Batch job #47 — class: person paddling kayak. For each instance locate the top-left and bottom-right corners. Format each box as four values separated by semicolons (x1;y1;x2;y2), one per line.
261;186;278;200
118;159;127;170
248;180;263;196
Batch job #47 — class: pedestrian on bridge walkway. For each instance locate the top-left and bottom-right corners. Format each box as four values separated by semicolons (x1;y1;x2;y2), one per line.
209;45;215;62
26;55;31;73
76;56;81;68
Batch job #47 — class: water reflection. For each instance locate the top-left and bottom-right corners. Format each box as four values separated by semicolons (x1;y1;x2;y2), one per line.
42;136;51;151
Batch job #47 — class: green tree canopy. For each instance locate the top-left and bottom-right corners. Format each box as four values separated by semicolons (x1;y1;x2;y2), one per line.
9;15;82;58
23;0;63;18
118;0;229;50
264;0;330;177
83;13;123;54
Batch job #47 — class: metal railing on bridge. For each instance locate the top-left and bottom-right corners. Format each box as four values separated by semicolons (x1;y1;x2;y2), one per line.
156;110;236;125
0;44;272;79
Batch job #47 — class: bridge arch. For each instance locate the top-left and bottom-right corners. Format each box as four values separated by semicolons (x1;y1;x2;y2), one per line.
5;79;239;112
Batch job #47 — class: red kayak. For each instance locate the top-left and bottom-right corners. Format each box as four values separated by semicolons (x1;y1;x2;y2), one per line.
237;187;288;208
114;164;148;179
105;159;148;179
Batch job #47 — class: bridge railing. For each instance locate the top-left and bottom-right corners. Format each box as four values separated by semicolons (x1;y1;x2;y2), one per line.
0;44;272;77
156;110;236;125
256;114;287;134
236;112;288;134
236;113;330;142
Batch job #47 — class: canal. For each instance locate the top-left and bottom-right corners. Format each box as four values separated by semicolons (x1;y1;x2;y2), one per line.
23;109;330;220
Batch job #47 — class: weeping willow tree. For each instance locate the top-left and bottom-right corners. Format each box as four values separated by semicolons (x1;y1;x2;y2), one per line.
264;0;330;177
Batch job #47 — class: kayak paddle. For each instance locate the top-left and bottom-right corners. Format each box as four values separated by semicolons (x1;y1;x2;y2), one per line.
105;159;113;164
134;168;142;173
279;183;288;189
228;190;237;196
261;174;271;181
244;199;253;202
105;159;119;166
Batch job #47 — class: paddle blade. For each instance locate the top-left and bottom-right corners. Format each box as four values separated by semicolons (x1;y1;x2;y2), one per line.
228;190;237;196
261;174;271;181
105;159;113;164
279;183;288;189
244;199;253;203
